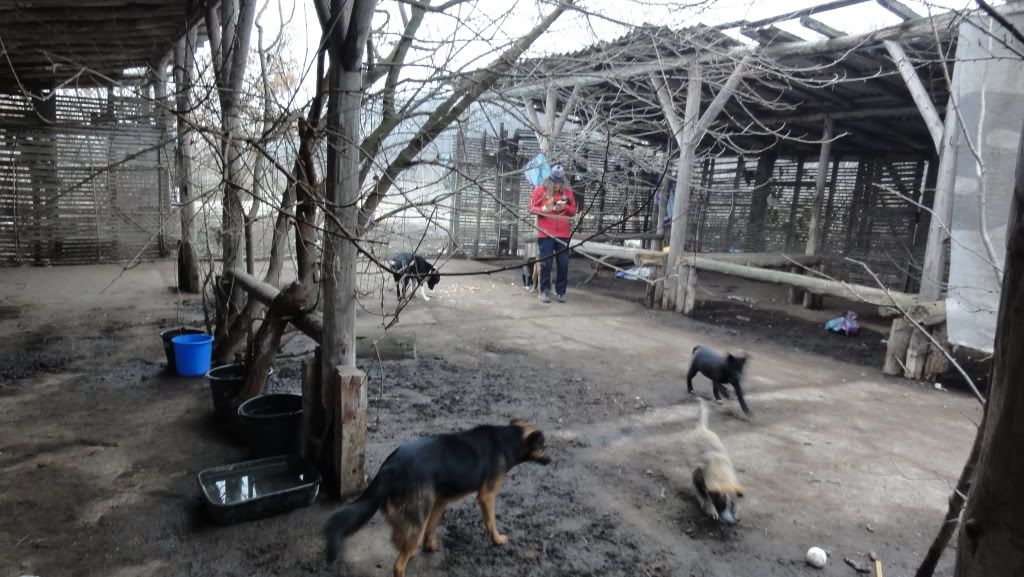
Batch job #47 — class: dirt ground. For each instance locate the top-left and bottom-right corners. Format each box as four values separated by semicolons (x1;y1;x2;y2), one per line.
0;258;981;577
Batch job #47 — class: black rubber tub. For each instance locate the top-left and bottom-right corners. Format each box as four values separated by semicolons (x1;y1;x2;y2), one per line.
207;364;274;423
196;454;320;524
160;327;206;372
237;393;303;458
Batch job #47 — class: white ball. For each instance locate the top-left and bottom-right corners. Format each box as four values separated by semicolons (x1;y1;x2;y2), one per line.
805;547;828;568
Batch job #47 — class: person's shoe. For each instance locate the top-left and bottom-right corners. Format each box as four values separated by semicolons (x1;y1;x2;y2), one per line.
557;293;566;303
539;292;551;304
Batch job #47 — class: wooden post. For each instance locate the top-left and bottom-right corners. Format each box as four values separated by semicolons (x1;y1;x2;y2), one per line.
803;118;834;309
654;159;672;251
923;323;951;381
301;351;322;461
786;155;807;304
151;54;172;258
919;100;959;300
335;366;367;497
745;151;776;252
904;99;960;379
29;90;56;264
725;156;744;248
883;318;914;375
681;264;698;316
473;132;486;258
320;0;375;498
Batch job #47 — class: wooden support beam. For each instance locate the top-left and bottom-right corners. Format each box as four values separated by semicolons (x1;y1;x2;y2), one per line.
877;0;920;21
763;104;939;125
682;255;917;308
799;16;846;38
805;118;834;257
804;118;834;309
745;152;776;252
694;56;752;137
741;25;806;45
883;318;913;375
884;40;944;153
919;97;959;301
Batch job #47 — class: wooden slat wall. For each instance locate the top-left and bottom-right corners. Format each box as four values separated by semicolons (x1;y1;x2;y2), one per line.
450;126;933;290
0;92;173;266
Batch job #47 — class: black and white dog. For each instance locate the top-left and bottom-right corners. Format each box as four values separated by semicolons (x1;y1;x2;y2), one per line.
390;253;441;302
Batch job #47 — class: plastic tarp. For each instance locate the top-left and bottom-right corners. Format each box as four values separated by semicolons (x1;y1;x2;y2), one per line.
946;13;1024;353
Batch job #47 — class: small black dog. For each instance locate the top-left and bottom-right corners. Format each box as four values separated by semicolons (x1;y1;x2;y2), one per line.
324;420;550;577
390;253;441;302
686;345;751;415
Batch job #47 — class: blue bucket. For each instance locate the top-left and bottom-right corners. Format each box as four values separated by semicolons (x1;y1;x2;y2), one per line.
171;333;214;376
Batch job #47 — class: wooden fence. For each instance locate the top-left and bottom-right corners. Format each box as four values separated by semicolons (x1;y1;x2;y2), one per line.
0;92;174;265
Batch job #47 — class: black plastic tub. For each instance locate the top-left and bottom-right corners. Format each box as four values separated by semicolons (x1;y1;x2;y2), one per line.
196;454;320;524
160;327;206;372
237;393;303;458
207;364;274;423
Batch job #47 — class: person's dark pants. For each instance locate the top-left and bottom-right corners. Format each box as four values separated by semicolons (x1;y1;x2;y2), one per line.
538;237;570;296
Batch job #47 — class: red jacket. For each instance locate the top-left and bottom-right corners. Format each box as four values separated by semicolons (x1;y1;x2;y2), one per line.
529;183;577;238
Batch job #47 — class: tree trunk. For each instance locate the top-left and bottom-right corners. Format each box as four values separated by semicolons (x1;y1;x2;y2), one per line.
217;104;248;342
661;61;701;311
953;120;1024;577
234;280;313;403
321;64;362;374
916;416;984;577
209;0;257;345
174;32;201;293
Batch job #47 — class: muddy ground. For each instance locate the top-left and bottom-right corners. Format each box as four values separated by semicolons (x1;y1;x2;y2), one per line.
0;258;980;577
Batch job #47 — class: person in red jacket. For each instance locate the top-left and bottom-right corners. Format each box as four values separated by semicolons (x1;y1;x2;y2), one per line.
529;163;577;303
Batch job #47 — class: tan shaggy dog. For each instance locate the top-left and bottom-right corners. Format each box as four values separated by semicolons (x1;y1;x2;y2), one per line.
682;399;744;524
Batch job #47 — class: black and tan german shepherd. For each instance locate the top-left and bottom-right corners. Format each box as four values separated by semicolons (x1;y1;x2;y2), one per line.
324;420;550;577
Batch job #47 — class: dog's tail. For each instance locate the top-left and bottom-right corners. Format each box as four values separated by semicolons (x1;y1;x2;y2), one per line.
697;398;710;430
324;472;388;563
692;345;701;355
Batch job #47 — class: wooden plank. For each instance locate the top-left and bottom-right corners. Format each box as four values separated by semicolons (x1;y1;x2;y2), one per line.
335;366;367;498
883;40;943;152
683;255;917;307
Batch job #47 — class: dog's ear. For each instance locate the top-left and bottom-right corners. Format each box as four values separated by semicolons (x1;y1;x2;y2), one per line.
526;430;545;451
727;354;747;370
525;430;550;464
